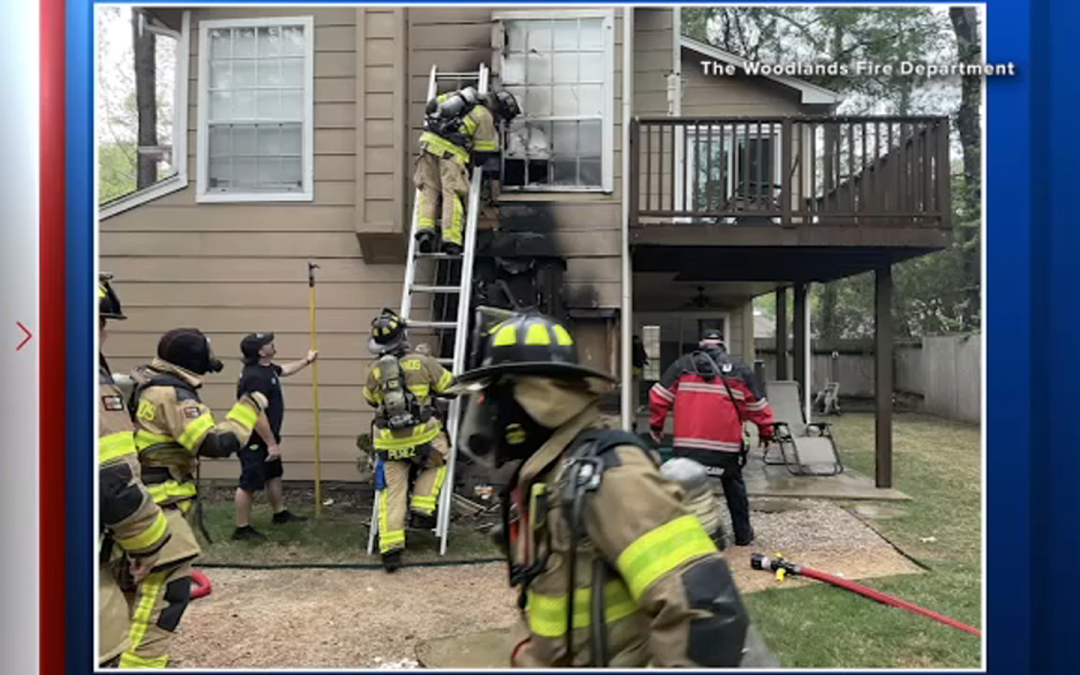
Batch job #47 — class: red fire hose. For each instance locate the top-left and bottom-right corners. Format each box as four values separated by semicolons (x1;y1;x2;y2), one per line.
751;554;981;637
190;570;212;600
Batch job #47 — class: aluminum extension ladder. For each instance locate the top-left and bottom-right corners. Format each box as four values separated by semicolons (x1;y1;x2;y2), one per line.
367;63;489;557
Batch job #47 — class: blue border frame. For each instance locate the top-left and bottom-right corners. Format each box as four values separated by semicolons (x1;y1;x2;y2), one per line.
70;0;1046;672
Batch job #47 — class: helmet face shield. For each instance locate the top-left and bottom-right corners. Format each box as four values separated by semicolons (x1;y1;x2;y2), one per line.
456;389;499;470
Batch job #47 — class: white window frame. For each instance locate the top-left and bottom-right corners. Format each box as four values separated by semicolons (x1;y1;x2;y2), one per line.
494;8;615;194
195;16;315;203
99;11;191;220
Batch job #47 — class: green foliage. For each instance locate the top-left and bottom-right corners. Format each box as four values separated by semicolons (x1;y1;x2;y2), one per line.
99;142;137;204
685;7;980;337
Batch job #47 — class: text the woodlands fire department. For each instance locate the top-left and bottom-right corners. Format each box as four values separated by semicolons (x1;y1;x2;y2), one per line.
700;59;1017;77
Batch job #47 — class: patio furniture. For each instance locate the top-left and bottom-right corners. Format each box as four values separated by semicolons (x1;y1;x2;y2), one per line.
762;380;844;476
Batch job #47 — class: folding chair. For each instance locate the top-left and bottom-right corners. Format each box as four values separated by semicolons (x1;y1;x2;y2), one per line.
762;380;844;476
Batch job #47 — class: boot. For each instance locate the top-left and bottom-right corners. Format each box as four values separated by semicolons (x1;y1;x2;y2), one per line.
410;512;437;530
440;241;463;257
272;510;307;524
231;525;267;542
416;230;437;254
382;550;403;573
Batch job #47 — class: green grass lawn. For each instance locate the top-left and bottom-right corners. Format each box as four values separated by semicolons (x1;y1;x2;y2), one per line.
189;412;981;668
741;412;983;669
193;489;502;566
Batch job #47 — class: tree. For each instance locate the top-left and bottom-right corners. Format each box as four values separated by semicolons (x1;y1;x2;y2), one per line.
683;7;979;338
133;8;158;189
949;7;983;329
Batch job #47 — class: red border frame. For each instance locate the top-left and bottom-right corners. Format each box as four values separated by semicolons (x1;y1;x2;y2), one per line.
41;0;66;672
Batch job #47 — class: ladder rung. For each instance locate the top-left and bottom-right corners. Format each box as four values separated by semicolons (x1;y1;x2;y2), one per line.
408;320;458;330
414;251;462;260
410;285;461;295
436;357;454;366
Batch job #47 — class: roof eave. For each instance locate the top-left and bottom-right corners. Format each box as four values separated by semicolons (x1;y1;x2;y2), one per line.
679;36;842;106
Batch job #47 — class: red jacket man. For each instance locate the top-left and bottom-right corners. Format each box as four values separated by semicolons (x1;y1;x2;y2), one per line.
648;329;773;545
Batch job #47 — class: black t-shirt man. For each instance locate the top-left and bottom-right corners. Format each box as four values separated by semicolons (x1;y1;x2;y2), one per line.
237;362;285;445
231;332;317;541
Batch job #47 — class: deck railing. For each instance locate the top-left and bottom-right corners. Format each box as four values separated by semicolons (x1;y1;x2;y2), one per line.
628;116;952;230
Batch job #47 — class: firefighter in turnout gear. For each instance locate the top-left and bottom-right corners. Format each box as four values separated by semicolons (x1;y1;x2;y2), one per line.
98;275;174;668
451;312;754;667
363;309;456;572
414;87;520;255
124;328;269;667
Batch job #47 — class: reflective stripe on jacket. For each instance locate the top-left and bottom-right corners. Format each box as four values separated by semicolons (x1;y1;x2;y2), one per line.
363;352;454;451
509;403;751;667
649;349;773;452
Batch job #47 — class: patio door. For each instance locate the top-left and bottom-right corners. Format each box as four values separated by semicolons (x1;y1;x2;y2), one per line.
688;126;784;220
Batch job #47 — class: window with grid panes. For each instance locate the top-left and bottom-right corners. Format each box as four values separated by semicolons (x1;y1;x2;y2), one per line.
197;18;312;201
499;15;612;190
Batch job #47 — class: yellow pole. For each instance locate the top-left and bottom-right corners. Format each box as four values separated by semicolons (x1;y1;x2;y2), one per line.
308;262;322;517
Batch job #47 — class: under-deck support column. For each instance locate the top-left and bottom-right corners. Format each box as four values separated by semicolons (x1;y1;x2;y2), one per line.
875;264;894;488
775;287;788;380
793;283;808;404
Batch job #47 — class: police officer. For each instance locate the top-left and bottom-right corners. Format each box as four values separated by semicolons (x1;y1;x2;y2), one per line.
124;329;269;667
362;309;455;572
451;312;753;667
414;87;520;255
98;275;173;668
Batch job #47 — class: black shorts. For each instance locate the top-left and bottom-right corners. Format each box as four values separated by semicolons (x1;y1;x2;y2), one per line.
238;440;284;492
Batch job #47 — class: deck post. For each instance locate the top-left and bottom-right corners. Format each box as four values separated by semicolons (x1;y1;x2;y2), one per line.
793;283;807;400
875;264;894;488
775;286;788;379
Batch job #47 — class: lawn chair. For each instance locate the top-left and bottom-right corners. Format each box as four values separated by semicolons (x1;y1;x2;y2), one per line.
762;380;844;476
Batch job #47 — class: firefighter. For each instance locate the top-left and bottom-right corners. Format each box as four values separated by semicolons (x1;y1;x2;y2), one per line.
451;312;753;667
363;309;456;572
98;275;173;668
124;328;269;667
648;329;774;546
414;86;520;255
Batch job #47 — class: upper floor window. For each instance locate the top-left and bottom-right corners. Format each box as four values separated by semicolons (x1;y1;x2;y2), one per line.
196;17;314;202
97;7;189;217
496;11;615;193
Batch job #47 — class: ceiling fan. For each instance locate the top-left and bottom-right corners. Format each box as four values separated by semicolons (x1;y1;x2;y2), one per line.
678;286;725;309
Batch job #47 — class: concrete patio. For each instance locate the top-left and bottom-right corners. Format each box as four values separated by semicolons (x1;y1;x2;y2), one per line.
636;412;910;501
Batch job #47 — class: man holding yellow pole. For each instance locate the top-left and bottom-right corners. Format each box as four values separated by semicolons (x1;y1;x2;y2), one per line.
231;332;317;541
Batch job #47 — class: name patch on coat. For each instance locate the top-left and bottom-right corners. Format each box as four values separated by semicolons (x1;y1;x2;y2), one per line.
183;406;203;420
101;394;125;411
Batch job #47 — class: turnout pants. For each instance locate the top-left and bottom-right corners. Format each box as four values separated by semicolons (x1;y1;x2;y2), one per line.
674;447;755;545
99;560;131;666
112;505;198;668
377;433;450;554
413;150;468;247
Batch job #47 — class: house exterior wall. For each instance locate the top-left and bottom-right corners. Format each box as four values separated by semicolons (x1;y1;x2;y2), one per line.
101;6;630;482
103;7;391;482
100;6;838;482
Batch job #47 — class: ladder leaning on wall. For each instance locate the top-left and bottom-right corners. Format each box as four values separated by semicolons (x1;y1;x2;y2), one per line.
366;63;489;557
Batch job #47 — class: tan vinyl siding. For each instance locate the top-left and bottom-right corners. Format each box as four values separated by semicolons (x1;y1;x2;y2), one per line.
633;8;674;116
356;8;409;237
102;7;390;481
101;6;654;481
406;7;626;308
681;51;804;116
